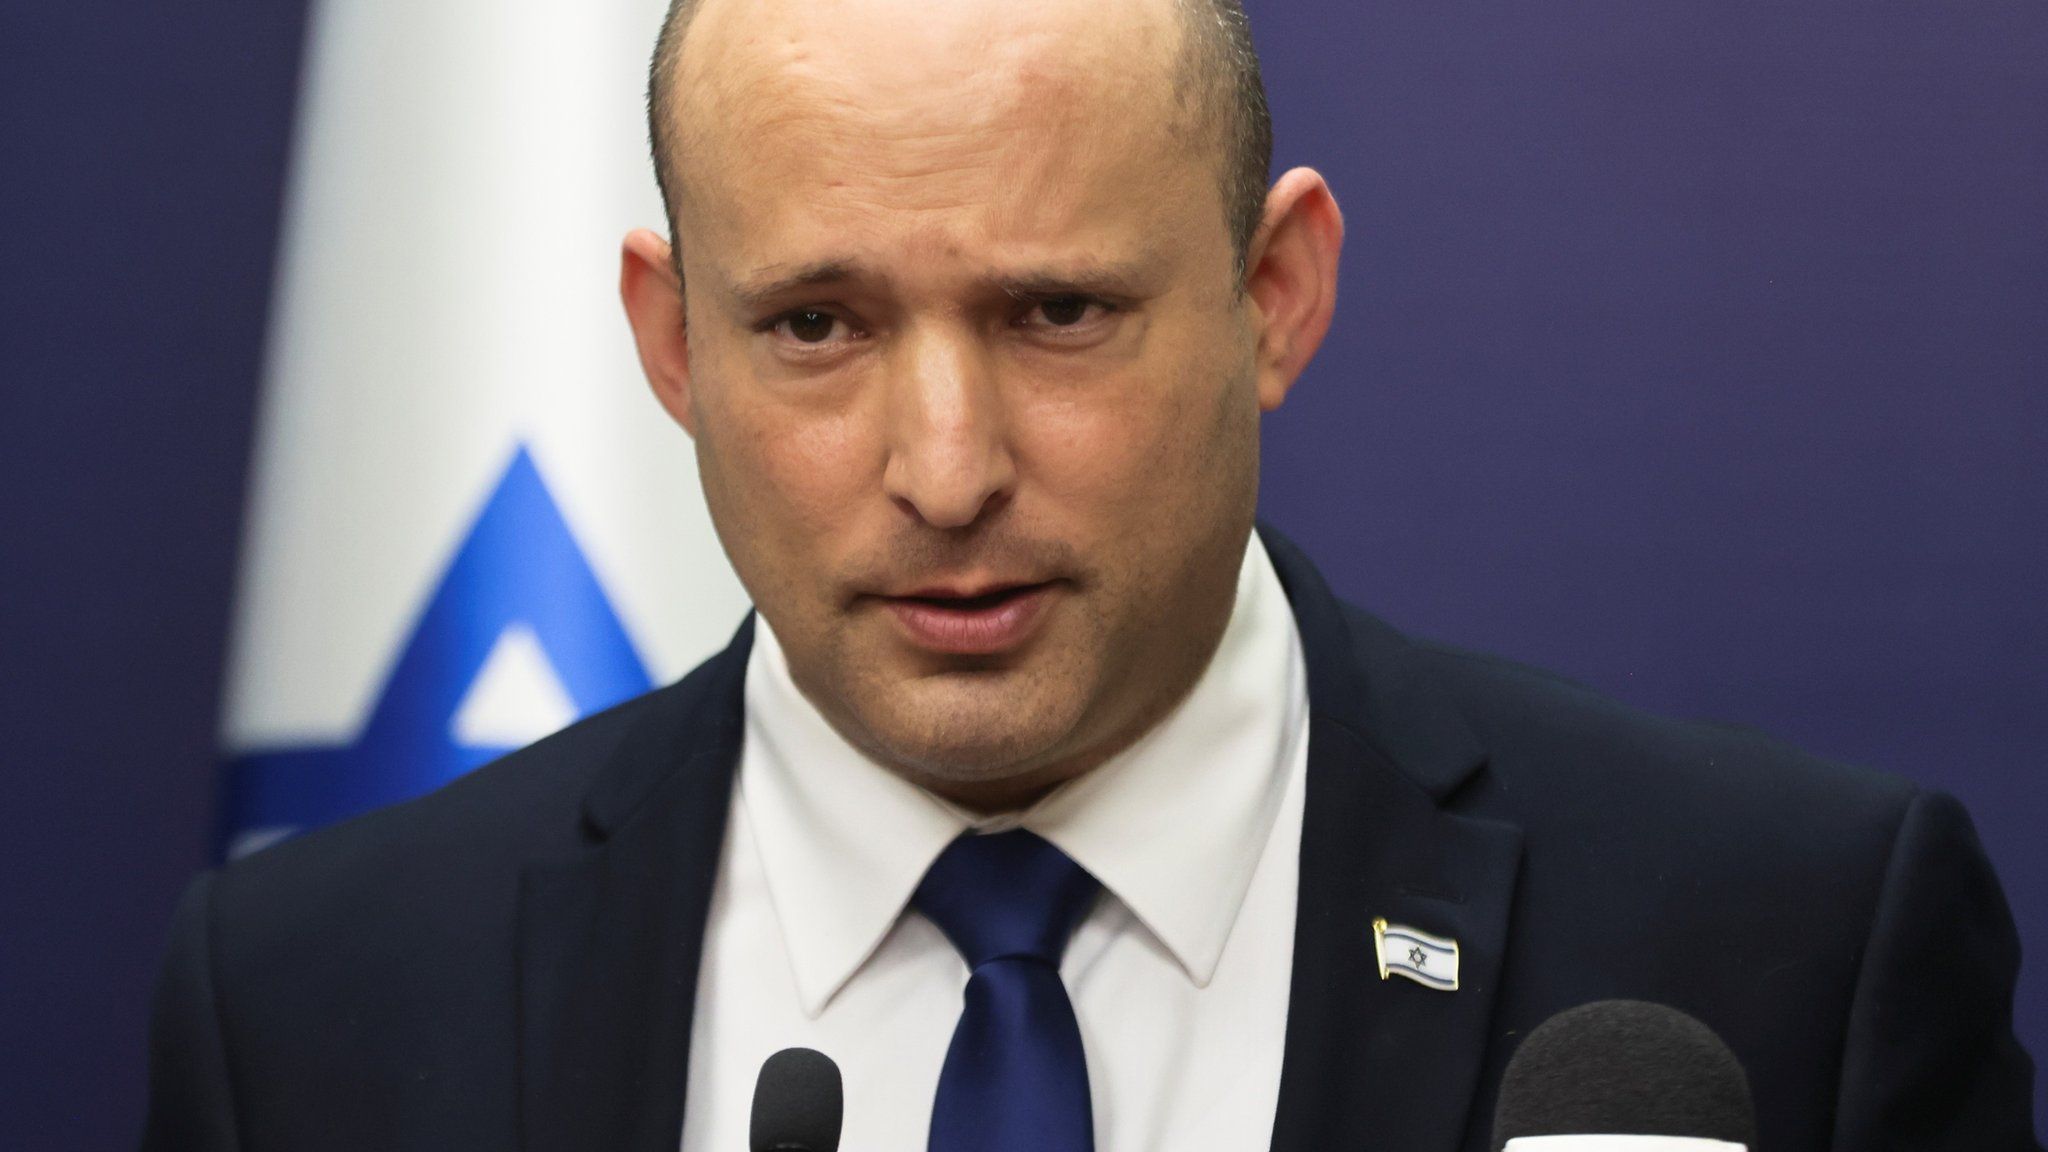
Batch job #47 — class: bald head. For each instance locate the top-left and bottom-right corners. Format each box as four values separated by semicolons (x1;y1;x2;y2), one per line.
645;0;1272;274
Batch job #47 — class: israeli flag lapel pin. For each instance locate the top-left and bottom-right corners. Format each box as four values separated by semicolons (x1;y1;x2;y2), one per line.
1374;917;1460;991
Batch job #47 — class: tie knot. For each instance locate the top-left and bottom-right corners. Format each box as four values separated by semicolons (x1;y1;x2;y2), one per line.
913;830;1101;969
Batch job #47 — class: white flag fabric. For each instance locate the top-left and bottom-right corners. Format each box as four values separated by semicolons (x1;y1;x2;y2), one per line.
218;0;749;860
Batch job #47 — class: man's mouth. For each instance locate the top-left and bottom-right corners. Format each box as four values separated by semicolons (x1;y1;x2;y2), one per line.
880;581;1058;656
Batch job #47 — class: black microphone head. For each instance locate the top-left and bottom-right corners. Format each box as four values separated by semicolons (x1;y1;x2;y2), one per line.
750;1047;843;1152
1492;1000;1755;1150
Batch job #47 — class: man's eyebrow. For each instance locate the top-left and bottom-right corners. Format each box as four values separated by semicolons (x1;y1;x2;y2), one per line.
724;254;1165;310
993;259;1156;299
726;260;863;310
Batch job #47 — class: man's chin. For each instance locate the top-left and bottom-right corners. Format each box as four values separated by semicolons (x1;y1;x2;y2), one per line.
841;677;1093;798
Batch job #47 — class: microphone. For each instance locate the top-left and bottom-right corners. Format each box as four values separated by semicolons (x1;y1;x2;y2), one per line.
750;1047;843;1152
1491;1000;1756;1151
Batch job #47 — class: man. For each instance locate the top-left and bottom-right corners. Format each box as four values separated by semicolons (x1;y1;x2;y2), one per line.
143;0;2038;1148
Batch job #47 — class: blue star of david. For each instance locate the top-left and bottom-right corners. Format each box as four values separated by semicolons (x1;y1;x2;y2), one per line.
220;446;654;858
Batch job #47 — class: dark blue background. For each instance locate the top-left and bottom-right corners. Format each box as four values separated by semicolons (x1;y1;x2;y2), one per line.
1;1;2040;1146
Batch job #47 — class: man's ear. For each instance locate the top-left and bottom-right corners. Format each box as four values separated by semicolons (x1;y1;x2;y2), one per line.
1242;167;1344;412
620;228;697;438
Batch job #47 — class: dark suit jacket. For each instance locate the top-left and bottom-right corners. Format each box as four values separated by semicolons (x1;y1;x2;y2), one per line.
142;529;2039;1150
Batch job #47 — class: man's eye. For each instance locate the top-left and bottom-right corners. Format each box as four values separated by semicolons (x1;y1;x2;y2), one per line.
1036;296;1095;327
1017;295;1116;331
777;310;842;343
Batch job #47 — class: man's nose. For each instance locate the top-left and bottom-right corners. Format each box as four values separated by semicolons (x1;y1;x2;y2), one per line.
880;325;1018;530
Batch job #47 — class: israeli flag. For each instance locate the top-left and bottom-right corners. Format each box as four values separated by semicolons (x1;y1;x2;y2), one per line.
1374;918;1461;991
217;0;749;860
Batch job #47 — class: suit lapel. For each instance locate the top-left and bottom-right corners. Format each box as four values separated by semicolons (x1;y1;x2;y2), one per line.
1262;528;1523;1152
516;620;753;1152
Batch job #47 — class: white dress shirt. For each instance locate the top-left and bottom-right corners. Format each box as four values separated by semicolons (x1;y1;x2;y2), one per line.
679;536;1311;1152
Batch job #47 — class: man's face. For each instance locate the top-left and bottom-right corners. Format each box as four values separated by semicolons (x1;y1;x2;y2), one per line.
649;0;1275;804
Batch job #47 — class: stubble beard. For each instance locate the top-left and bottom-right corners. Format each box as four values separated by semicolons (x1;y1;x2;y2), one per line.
795;488;1254;812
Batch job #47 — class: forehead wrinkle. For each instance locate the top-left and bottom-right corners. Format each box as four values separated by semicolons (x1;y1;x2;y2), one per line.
724;240;1178;314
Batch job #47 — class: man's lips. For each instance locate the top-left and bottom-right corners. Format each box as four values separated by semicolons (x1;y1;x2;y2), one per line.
877;581;1058;656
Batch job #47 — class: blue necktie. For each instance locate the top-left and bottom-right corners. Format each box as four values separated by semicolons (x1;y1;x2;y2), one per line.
915;829;1103;1152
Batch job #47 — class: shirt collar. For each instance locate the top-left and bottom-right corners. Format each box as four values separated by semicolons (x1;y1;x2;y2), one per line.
739;534;1308;1016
